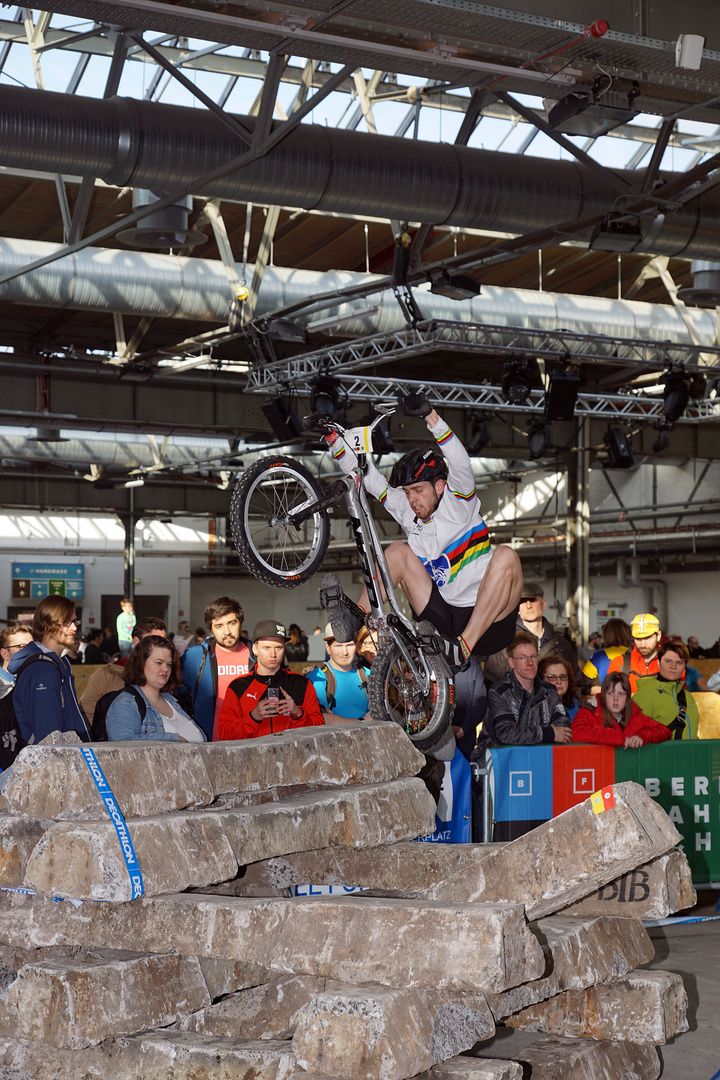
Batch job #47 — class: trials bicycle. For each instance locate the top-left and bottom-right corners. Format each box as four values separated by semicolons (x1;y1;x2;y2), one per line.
228;403;454;751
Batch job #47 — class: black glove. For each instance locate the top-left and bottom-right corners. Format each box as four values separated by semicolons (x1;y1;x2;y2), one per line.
398;391;432;418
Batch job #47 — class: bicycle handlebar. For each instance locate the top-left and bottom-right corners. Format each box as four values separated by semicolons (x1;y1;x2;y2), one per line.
303;402;397;441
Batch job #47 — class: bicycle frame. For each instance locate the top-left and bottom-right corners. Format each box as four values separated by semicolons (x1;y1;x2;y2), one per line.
321;407;440;693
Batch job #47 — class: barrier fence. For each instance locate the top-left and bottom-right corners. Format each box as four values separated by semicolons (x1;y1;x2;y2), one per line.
488;741;720;883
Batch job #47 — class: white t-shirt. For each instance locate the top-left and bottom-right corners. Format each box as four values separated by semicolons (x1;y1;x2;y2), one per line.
162;702;206;742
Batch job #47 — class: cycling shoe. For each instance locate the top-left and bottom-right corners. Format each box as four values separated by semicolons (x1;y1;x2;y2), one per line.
319;572;366;643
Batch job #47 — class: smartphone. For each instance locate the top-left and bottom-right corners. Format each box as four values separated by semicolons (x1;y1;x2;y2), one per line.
265;687;280;703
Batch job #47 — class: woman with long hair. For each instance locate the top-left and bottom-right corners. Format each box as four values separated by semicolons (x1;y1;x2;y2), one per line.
106;635;205;742
572;671;670;748
538;653;580;721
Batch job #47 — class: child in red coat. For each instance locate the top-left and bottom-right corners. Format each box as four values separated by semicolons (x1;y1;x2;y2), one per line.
572;671;671;748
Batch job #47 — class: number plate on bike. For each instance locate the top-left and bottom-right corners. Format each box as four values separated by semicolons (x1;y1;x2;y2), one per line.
345;426;373;454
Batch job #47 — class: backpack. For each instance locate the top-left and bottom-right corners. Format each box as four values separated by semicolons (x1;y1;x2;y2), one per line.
91;686;147;742
0;653;64;770
302;662;367;710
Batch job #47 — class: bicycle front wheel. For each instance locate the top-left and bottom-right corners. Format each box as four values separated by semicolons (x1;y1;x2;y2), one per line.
367;636;454;752
229;456;330;587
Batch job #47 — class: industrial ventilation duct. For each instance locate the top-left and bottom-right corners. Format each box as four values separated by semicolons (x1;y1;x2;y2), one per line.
2;86;720;259
0;238;717;348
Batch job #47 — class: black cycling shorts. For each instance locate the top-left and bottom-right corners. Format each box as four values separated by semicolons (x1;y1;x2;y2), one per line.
413;582;518;656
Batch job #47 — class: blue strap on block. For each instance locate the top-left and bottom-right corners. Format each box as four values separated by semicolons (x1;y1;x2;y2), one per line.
80;746;144;899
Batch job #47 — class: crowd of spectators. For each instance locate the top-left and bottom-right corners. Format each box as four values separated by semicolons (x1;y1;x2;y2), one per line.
2;585;719;793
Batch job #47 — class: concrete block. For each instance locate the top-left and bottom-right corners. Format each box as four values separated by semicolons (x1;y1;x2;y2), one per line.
2;722;424;820
292;985;494;1080
559;850;696;920
487;915;654;1020
3;742;215;820
0;950;211;1049
0;891;545;993
479;1035;660;1079
505;970;688;1045
241;842;500;893
203;721;426;797
180;975;327;1038
24;811;239;902
197;956;272;999
417;1059;523;1080
0;816;48;889
0;1032;297;1080
426;781;681;919
22;778;435;901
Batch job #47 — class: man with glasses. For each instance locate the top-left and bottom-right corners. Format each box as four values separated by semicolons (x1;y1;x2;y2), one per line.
477;631;572;751
0;625;33;699
6;596;91;752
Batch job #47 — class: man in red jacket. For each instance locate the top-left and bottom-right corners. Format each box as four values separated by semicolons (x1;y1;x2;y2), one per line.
218;620;324;739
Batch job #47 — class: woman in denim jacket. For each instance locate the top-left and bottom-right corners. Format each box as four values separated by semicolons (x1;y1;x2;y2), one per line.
107;635;205;742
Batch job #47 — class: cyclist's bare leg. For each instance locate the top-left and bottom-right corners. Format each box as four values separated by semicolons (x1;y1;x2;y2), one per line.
457;544;523;650
359;542;521;651
356;541;433;614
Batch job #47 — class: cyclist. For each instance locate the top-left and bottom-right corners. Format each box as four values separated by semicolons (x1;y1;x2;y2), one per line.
320;392;522;670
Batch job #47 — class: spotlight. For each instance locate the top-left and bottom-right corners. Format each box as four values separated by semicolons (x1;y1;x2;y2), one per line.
310;375;346;419
428;270;481;301
604;426;635;469
528;423;549;460
502;360;533;405
652;419;673;455
467;411;491;455
545;369;580;421
663;371;690;423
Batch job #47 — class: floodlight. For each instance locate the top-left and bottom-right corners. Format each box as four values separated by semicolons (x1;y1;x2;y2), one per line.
429;270;481;301
467;411;491;455
528;423;549;460
663;372;690;423
502;360;533;405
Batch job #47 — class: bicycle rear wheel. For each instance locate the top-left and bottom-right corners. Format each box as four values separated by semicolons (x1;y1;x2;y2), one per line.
229;456;330;587
367;635;454;752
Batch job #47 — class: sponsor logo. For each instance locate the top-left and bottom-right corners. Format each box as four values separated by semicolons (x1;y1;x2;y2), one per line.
423;555;451;587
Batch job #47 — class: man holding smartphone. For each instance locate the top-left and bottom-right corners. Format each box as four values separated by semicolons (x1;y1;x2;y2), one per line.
217;621;324;739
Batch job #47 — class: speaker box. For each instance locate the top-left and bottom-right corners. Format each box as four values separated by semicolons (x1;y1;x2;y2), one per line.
604;427;635;469
545;371;580;421
261;396;304;442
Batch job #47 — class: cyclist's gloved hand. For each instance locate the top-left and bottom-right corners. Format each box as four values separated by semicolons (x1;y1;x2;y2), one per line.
398;391;432;418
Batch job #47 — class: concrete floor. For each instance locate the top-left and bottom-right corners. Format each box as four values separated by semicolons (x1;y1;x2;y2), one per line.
644;889;720;1080
474;889;720;1079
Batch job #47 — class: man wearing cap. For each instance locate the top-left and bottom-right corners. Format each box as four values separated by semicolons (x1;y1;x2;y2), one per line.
627;613;662;692
580;630;603;663
217;621;324;739
483;582;577;687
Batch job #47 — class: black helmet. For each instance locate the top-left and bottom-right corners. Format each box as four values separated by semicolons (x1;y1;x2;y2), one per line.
390;447;448;488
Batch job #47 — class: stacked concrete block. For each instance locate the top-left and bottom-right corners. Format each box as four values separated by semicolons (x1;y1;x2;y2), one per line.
0;726;694;1080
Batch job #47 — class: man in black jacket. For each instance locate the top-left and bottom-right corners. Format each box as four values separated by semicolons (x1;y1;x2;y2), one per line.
477;631;571;752
483;581;578;686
